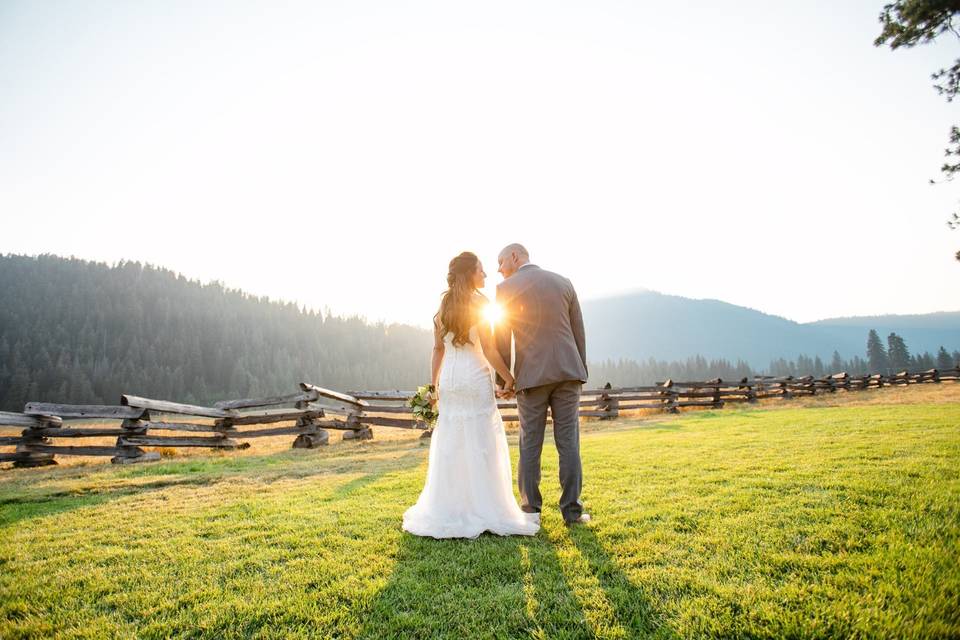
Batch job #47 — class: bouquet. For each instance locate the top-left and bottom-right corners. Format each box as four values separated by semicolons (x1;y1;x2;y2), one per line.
409;384;439;427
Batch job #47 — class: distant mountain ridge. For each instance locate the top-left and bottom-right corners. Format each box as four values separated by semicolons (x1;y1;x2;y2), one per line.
581;290;959;368
810;311;960;330
1;254;956;412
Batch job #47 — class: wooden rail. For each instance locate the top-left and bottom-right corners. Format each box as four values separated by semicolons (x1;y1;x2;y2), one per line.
2;367;958;469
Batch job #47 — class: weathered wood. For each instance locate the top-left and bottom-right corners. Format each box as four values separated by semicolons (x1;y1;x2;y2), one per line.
613;402;672;411
583;385;668;394
292;432;329;448
22;426;146;438
141;421;234;434
363;404;416;414
300;383;369;408
577;395;665;407
0;436;24;445
579;410;616;418
342;427;373;440
233;425;321;438
348;391;416;401
12;456;57;468
226;407;322;425
303;401;359;417
311;418;360;431
0;411;62;428
111;452;161;464
358;415;423;429
118;435;250;449
23;403;144;420
588;393;666;402
120;395;231;419
214;389;319;410
679;391;723;400
676;401;722;408
22;443;142;456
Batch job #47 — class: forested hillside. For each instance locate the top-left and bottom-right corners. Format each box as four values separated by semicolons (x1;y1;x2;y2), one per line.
0;255;432;410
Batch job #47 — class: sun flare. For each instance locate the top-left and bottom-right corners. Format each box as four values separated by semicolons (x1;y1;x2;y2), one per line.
483;302;504;326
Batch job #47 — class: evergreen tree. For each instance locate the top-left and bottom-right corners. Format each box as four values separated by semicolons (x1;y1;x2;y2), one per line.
887;332;911;372
937;346;954;370
867;329;889;374
830;350;844;373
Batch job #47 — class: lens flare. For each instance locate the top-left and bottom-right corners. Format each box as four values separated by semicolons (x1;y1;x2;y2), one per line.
483;302;504;326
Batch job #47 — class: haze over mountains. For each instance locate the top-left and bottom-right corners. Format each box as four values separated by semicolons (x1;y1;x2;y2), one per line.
582;291;960;368
0;253;957;411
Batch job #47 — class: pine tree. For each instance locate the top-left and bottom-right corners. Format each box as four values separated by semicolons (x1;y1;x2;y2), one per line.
866;329;888;374
813;356;824;377
936;346;953;370
887;332;911;373
830;350;844;373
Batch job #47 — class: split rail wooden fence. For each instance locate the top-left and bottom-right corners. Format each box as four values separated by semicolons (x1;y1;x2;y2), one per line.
1;367;958;469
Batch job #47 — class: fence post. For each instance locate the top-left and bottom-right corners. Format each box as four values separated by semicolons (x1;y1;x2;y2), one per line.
661;379;678;413
342;409;373;441
598;382;619;420
781;376;793;400
113;414;161;464
14;424;56;468
291;395;329;448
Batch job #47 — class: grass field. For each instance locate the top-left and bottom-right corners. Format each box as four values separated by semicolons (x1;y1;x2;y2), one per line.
1;387;959;639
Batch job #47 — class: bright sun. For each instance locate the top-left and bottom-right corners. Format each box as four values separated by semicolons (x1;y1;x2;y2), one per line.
483;302;504;326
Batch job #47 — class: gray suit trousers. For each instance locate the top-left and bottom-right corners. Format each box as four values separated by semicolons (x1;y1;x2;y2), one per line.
516;379;584;522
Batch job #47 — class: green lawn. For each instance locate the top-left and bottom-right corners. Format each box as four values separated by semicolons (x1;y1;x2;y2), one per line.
2;402;959;639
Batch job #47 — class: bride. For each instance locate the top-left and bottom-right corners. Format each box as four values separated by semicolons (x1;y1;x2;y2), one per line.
402;251;540;539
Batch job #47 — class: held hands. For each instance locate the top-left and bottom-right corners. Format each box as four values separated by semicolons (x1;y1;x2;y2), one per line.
496;376;516;400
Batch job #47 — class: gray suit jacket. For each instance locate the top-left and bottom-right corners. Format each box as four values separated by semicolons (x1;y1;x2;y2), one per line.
495;264;588;392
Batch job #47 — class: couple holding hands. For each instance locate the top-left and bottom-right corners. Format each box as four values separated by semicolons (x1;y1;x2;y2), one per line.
402;243;590;539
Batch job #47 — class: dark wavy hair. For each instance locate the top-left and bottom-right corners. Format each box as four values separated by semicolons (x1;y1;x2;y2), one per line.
438;251;480;347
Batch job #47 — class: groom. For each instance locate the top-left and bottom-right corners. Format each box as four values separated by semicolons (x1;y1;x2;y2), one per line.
495;243;590;526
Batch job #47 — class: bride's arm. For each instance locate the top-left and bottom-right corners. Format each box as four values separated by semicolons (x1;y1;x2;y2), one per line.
431;313;444;402
475;297;515;390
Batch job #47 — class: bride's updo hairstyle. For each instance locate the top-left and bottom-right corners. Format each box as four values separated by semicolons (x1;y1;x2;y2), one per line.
439;251;479;347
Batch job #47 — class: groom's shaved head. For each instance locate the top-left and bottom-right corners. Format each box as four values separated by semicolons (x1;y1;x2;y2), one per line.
499;243;529;260
497;243;530;279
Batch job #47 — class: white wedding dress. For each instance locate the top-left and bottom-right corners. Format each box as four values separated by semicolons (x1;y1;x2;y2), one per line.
402;323;540;539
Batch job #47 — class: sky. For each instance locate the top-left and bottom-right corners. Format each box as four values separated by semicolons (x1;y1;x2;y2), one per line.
1;0;958;328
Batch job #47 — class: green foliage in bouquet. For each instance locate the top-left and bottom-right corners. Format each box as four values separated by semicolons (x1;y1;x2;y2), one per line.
409;384;438;426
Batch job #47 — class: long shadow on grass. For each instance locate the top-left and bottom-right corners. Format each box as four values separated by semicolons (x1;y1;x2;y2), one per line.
565;524;675;638
357;529;595;640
